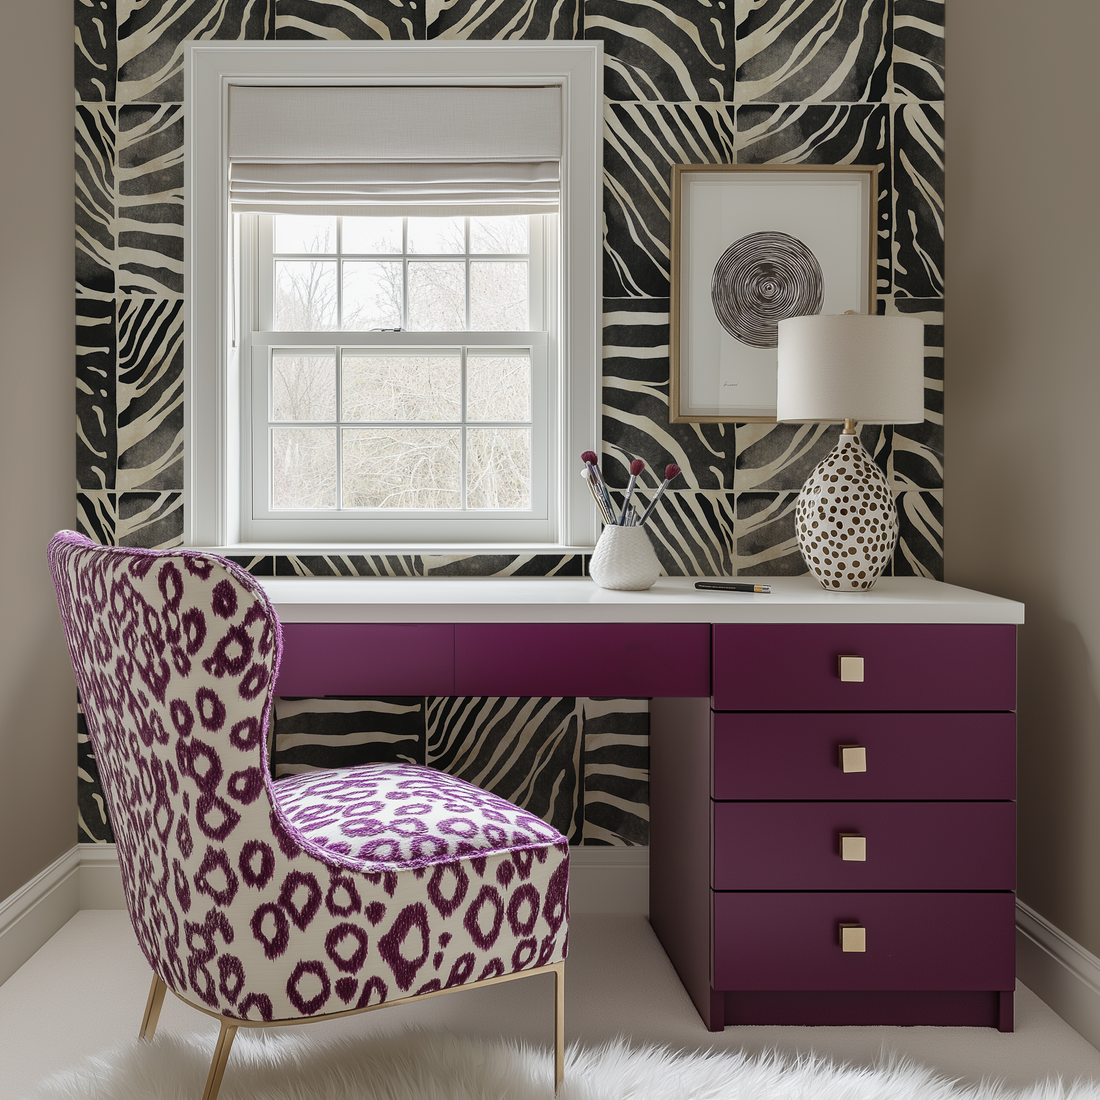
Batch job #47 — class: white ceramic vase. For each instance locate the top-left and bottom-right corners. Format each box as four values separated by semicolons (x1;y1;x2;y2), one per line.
589;525;662;591
795;432;899;591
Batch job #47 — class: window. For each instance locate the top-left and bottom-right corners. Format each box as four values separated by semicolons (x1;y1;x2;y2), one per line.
184;43;602;551
243;211;552;542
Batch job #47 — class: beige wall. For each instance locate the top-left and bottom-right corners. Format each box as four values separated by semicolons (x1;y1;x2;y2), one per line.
947;0;1100;952
0;0;76;900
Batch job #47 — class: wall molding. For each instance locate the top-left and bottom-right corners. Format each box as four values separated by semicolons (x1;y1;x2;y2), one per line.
1017;898;1100;1049
0;847;80;987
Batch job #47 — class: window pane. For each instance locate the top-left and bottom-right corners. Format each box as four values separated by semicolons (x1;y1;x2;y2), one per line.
469;262;528;330
470;216;528;254
343;261;403;330
343;428;461;509
271;428;336;509
274;215;336;254
407;217;465;255
408;262;466;331
272;355;336;421
467;428;531;510
467;356;530;422
343;355;461;422
342;216;402;254
275;261;337;330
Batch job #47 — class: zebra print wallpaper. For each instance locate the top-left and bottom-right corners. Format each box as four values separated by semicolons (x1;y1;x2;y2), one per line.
73;0;944;842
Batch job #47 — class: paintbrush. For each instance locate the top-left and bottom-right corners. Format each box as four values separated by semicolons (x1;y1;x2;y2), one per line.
581;466;616;524
638;464;681;526
581;451;617;524
618;459;645;525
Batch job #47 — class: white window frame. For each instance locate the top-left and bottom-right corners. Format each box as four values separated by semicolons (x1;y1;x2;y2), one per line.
184;41;603;552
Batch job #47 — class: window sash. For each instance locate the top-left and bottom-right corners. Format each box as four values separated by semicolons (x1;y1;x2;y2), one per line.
240;214;555;544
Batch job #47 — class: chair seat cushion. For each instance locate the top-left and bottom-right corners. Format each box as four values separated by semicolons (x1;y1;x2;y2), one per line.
272;762;564;871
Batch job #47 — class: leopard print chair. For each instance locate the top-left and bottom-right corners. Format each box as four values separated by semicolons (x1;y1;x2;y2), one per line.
48;532;568;1099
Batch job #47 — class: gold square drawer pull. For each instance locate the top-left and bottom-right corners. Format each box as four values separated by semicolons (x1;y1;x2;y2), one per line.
839;923;866;952
839;744;867;772
839;833;867;861
838;655;865;682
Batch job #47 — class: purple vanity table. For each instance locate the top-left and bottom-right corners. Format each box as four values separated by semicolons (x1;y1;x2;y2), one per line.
260;573;1024;1032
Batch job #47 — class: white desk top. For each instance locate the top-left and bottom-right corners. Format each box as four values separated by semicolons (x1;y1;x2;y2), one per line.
258;575;1025;626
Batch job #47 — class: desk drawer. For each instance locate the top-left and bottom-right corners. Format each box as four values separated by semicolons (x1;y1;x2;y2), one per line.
712;891;1016;991
276;623;454;695
454;623;711;697
712;801;1015;890
712;712;1016;801
712;624;1016;712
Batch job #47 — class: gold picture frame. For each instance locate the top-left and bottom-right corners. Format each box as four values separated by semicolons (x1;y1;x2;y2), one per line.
669;163;878;424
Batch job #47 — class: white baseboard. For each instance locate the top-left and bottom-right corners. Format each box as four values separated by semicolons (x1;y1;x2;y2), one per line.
6;847;1098;1051
0;847;80;987
78;842;125;910
1017;898;1100;1050
568;847;649;915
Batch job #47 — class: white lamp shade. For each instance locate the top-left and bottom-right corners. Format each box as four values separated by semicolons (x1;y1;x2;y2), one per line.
776;314;925;424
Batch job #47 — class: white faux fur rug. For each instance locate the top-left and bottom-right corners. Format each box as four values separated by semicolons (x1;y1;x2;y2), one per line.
23;1030;1100;1100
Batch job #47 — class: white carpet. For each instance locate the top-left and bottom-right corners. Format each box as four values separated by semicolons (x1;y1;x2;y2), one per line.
22;1030;1100;1100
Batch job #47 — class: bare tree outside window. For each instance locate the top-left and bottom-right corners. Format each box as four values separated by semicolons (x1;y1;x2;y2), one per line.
267;214;535;513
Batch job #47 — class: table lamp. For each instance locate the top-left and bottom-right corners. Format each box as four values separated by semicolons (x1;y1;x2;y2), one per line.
776;313;924;591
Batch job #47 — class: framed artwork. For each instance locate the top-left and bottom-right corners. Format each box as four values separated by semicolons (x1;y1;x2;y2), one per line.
669;164;878;423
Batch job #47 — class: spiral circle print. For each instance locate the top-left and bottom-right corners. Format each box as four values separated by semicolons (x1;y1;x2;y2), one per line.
710;231;825;348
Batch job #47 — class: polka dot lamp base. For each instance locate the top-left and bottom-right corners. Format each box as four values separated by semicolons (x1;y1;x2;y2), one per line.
795;433;898;591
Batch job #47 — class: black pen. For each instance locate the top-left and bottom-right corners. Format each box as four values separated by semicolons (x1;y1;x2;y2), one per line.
694;581;771;594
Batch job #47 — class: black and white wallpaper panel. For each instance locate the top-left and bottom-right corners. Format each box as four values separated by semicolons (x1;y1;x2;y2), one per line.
74;0;944;842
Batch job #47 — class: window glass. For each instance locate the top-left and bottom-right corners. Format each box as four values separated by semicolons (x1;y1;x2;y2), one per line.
275;261;338;330
271;428;337;508
343;354;462;422
274;215;336;254
272;354;336;421
407;217;465;254
470;262;528;330
467;355;530;422
342;428;462;508
343;216;402;254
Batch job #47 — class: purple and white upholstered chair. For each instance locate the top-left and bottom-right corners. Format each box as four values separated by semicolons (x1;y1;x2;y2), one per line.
48;532;568;1100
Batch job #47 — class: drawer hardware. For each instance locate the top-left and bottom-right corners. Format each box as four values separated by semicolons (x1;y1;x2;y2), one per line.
838;744;867;772
839;923;867;952
839;833;867;861
838;655;865;682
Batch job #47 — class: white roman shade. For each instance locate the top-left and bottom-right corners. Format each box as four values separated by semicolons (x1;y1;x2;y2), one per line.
228;85;562;217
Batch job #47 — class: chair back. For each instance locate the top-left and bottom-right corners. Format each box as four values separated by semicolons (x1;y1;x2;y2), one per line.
48;532;283;1001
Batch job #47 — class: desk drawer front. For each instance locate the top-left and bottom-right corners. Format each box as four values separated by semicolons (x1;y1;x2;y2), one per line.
712;801;1015;890
276;623;455;696
712;624;1016;712
454;623;711;697
712;891;1016;991
712;712;1016;801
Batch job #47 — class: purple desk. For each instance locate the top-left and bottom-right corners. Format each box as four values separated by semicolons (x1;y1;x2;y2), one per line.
260;574;1024;1033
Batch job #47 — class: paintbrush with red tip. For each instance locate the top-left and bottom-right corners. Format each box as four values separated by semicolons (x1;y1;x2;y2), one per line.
581;450;616;524
618;459;645;525
638;464;681;526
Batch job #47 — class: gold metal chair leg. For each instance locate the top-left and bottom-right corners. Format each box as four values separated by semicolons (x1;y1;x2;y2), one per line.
552;961;565;1090
201;1021;238;1100
139;974;167;1041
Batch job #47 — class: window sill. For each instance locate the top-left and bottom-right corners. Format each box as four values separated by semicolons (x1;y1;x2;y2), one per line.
197;543;597;556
